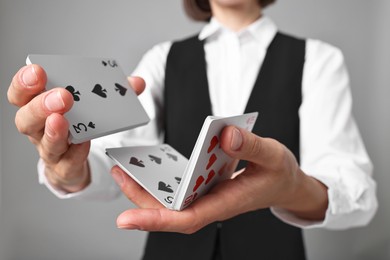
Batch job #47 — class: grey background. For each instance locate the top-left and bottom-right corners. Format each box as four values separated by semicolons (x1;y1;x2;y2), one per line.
0;0;389;259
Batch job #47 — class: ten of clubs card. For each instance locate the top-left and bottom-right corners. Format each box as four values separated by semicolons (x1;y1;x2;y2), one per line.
26;55;150;144
106;112;258;211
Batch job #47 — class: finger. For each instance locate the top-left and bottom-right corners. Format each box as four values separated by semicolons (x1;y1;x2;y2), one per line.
116;179;249;234
15;88;73;139
8;65;47;107
220;126;285;166
39;113;70;164
117;208;195;233
47;141;91;190
111;166;162;208
127;76;145;96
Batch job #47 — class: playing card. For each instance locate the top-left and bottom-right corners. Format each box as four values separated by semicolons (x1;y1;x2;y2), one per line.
106;144;188;207
26;55;150;143
174;112;258;210
105;112;258;210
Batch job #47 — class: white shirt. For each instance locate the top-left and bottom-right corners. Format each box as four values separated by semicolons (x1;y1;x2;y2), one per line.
38;16;377;229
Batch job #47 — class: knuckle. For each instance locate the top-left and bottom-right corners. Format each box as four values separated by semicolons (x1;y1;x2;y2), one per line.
15;114;30;135
249;136;263;157
7;84;22;107
182;225;199;235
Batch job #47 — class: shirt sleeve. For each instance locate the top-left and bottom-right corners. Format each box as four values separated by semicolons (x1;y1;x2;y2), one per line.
271;39;378;229
37;41;172;200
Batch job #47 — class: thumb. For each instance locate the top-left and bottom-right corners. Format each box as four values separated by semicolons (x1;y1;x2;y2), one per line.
220;126;283;166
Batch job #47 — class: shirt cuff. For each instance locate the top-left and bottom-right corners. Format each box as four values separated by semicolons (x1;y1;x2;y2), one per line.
37;149;120;201
271;169;378;229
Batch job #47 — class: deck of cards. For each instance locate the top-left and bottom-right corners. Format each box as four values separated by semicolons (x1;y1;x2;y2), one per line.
26;54;150;144
28;54;259;211
106;112;258;211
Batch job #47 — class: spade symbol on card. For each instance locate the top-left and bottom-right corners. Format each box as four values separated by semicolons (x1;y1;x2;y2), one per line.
207;136;219;153
160;146;172;153
92;84;108;98
129;157;145;167
193;176;205;192
166;153;178;161
65;85;81;101
175;177;181;184
149;155;162;164
114;83;127;96
88;122;95;129
158;181;174;193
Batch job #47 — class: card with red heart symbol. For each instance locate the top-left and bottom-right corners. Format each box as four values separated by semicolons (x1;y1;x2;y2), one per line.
26;55;150;144
105;112;258;210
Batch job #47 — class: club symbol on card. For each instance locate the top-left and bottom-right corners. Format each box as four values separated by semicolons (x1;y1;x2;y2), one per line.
207;136;219;153
65;85;81;101
175;177;181;184
114;83;127;96
129;157;145;167
166;153;178;161
92;84;107;98
88;121;96;129
102;60;118;68
206;154;217;170
149;155;162;164
193;176;205;192
158;181;174;193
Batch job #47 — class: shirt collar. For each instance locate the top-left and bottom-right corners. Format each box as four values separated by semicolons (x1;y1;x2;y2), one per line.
198;15;277;49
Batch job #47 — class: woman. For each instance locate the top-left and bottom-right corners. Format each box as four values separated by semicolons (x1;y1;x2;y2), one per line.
7;0;377;259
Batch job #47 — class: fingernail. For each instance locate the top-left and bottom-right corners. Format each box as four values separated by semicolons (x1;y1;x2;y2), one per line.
231;128;243;151
117;224;141;230
21;66;38;87
44;90;65;111
112;169;124;186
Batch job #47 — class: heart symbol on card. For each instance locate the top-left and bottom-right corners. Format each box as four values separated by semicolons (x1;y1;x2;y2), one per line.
158;181;174;193
205;170;216;185
149;155;162;164
92;84;107;98
218;163;227;176
207;136;219;153
206;154;217;170
129;157;145;167
193;176;205;192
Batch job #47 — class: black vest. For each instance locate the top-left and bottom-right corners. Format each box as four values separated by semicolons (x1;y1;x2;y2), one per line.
143;32;306;260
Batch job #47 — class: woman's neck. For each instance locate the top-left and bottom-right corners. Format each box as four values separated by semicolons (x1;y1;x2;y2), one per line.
210;1;262;32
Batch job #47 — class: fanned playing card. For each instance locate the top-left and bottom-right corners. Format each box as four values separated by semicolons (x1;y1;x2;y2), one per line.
106;112;258;210
26;55;150;144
